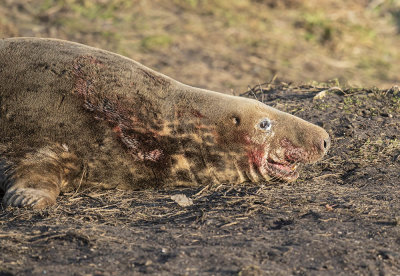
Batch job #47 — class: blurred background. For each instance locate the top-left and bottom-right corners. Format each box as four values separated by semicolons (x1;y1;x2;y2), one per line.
1;0;399;93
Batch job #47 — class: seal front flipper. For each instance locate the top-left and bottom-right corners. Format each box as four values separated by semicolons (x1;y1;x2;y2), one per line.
1;145;81;209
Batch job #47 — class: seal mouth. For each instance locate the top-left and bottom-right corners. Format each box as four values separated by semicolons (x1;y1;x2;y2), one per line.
261;158;299;182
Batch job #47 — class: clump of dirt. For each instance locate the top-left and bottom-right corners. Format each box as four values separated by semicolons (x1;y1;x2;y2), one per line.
1;83;399;275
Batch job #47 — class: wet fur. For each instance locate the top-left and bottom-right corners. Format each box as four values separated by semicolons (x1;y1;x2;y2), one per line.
0;38;329;208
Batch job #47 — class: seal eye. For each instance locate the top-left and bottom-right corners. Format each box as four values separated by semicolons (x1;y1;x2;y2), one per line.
259;118;271;131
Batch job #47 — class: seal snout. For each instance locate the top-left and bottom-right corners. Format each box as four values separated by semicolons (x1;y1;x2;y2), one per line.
314;130;331;157
274;123;330;169
311;131;331;157
294;125;330;163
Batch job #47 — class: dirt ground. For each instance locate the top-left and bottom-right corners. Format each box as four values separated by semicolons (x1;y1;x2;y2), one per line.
1;83;399;275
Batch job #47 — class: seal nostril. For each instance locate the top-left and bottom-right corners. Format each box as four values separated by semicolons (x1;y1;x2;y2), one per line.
323;137;330;151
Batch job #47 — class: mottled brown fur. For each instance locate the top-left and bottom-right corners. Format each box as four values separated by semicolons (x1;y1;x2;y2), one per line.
0;38;330;208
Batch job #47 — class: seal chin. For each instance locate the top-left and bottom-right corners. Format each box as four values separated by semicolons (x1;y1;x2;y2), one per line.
259;158;299;182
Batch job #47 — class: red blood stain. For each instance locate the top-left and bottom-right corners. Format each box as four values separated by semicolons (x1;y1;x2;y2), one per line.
176;109;206;119
191;109;205;118
72;55;164;163
281;138;308;163
243;134;252;145
247;148;265;168
112;125;122;134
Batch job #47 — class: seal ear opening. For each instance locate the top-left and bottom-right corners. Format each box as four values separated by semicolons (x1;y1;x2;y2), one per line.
232;116;241;126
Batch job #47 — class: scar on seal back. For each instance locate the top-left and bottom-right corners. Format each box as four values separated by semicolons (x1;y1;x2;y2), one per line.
0;37;330;209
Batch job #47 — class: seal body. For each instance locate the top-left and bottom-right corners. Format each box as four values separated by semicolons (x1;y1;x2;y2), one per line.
0;38;330;208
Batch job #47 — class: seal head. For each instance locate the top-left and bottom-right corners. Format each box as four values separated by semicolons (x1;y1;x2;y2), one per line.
206;95;330;183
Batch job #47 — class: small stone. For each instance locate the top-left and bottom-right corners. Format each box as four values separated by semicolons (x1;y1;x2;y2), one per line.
313;90;328;100
171;194;193;207
313;86;343;101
